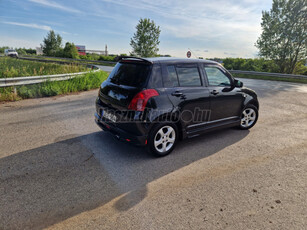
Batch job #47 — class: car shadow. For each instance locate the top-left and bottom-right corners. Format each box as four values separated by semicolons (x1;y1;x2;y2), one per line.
0;128;249;229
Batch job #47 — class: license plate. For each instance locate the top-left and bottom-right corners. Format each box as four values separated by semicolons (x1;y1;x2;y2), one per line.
102;110;117;122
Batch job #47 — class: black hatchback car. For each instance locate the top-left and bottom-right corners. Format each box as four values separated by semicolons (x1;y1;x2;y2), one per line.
95;57;259;156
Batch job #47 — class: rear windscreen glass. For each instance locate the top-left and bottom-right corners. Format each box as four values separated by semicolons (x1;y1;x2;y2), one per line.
107;62;151;88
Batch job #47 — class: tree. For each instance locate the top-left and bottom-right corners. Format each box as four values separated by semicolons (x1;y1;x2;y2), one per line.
255;0;307;74
0;46;10;53
130;18;161;57
41;30;62;56
63;42;79;59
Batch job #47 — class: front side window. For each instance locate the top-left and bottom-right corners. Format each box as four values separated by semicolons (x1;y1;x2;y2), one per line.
204;66;231;87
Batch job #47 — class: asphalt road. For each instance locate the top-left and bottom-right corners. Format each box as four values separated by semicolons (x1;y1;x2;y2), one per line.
96;65;114;73
0;78;306;230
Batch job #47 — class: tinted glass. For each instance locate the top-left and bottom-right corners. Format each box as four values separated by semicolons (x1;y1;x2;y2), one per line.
108;62;151;88
148;64;163;88
204;66;231;86
176;67;201;86
164;65;179;87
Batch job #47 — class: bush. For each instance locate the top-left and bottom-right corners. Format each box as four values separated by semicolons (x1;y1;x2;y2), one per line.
221;57;307;75
222;58;283;73
0;87;19;101
98;55;116;62
63;42;79;59
293;61;307;75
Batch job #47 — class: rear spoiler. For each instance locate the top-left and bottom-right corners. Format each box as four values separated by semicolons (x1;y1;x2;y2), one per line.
115;56;153;64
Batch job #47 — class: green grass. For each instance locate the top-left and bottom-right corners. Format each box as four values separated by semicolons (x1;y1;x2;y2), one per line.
0;57;88;78
232;73;307;84
0;70;109;101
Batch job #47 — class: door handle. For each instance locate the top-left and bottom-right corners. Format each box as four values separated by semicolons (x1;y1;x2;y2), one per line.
171;91;183;97
210;90;219;95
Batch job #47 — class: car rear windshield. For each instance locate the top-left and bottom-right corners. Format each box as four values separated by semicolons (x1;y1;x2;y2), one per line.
107;62;151;88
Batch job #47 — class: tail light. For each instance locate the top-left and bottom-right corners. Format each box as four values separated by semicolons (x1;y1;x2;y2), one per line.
128;89;159;111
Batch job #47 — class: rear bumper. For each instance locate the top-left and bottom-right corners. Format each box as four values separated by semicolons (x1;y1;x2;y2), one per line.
95;113;147;146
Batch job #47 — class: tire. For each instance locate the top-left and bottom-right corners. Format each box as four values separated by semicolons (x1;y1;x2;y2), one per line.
239;104;258;130
147;123;178;157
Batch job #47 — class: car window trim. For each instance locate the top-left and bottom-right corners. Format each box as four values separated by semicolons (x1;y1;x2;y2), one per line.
199;63;209;87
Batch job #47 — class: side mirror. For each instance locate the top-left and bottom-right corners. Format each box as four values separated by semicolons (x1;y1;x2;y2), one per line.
234;79;243;88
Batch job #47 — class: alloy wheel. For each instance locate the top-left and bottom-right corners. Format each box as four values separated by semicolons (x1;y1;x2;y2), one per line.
241;108;256;128
154;126;176;153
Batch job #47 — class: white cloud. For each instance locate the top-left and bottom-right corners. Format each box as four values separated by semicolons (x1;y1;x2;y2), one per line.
3;21;52;31
59;31;78;36
28;0;81;13
0;36;40;48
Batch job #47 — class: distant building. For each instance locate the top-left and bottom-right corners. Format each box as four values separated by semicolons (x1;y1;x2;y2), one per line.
76;45;86;56
36;47;43;55
76;44;108;56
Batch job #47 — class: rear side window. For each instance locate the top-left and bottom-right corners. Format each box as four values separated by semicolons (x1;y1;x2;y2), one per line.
176;67;201;86
164;66;179;87
163;65;201;87
108;62;151;88
148;64;163;88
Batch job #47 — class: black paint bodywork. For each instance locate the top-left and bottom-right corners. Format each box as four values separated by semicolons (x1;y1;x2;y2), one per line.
95;57;259;146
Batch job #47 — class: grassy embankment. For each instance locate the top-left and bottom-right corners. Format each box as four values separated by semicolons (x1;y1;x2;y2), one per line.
232;73;307;84
0;57;109;101
0;57;88;78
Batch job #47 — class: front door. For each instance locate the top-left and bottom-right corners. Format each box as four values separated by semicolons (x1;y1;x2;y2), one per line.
203;65;244;124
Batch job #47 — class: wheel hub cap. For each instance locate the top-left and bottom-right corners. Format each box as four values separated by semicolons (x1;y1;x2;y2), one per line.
241;108;256;128
154;126;175;153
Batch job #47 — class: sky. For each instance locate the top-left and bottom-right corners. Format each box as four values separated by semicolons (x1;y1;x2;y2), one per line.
0;0;272;58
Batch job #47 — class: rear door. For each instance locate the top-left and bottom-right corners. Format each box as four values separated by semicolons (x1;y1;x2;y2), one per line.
203;64;244;123
98;61;152;124
162;63;210;133
99;61;151;109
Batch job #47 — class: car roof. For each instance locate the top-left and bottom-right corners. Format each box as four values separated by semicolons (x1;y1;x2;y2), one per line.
120;57;219;65
143;57;218;65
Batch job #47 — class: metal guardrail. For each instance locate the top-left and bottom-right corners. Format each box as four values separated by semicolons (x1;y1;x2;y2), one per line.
0;69;100;87
229;70;307;79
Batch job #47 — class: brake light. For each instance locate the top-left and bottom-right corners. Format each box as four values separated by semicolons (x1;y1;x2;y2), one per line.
128;89;159;111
